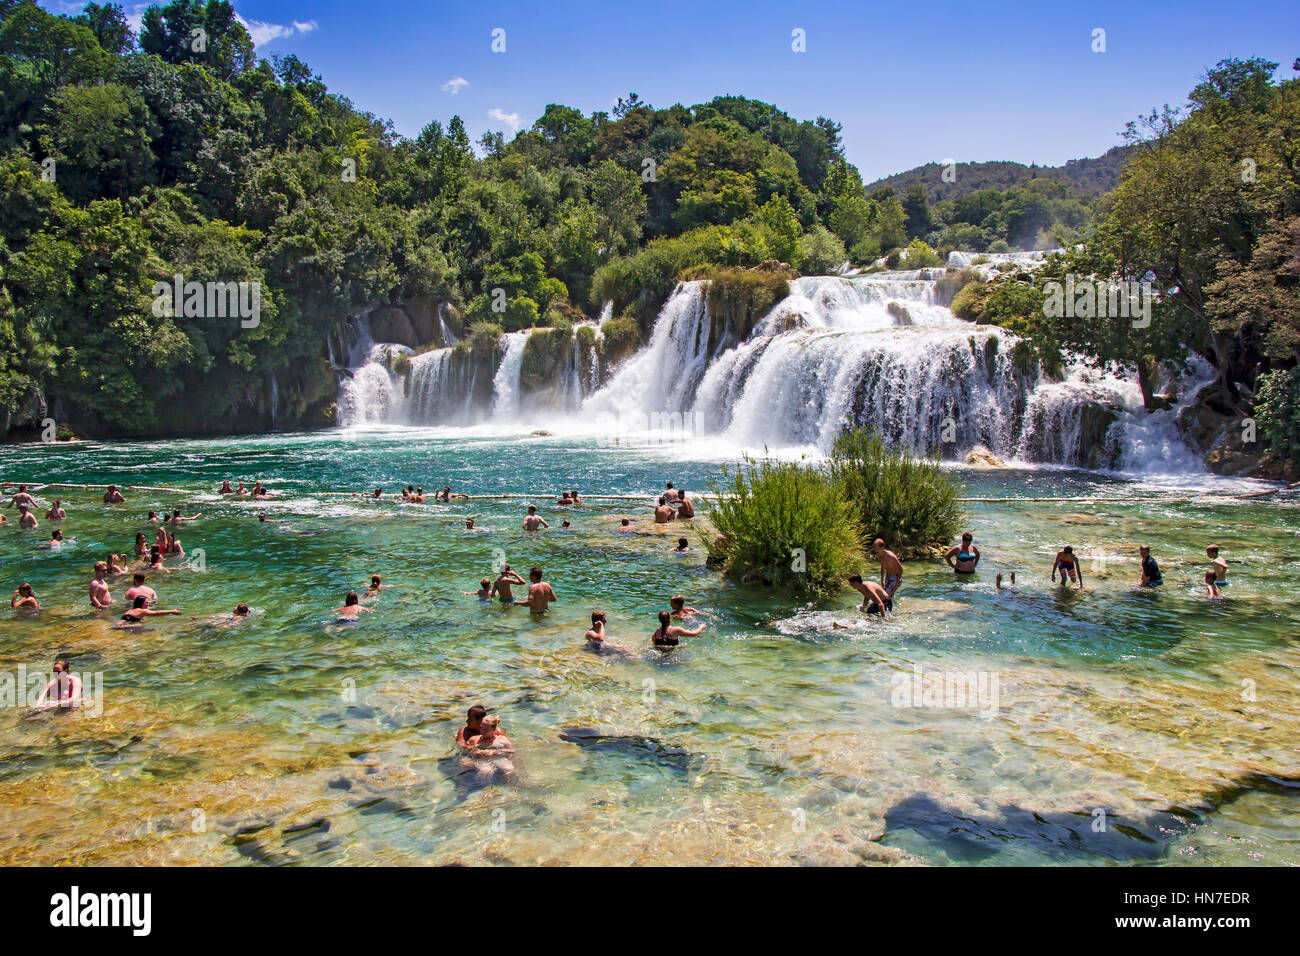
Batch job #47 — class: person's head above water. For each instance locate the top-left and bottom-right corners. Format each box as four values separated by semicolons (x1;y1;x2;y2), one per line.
527;504;538;514
344;591;359;606
132;596;147;609
370;574;381;587
657;610;671;629
677;538;688;549
467;704;486;727
234;603;250;616
591;610;606;625
670;595;685;610
132;573;145;585
529;567;542;582
479;578;491;589
620;518;630;526
465;518;474;527
479;715;500;736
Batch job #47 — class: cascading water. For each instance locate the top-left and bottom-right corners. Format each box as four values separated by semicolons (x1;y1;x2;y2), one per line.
331;254;1207;473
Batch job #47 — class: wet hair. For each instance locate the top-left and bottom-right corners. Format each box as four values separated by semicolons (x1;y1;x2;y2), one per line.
657;610;671;629
480;715;500;732
561;520;571;527
235;603;250;616
133;596;147;609
591;610;606;625
529;567;542;582
620;518;630;526
133;573;145;584
371;575;381;586
148;511;157;520
848;573;864;584
527;504;537;513
670;596;685;610
17;583;32;594
94;561;107;573
467;704;487;722
480;578;491;589
677;538;688;548
1062;546;1073;554
1139;544;1150;552
345;591;359;605
666;482;674;489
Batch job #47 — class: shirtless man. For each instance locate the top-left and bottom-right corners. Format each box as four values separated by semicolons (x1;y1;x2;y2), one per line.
103;485;125;504
522;505;549;531
491;565;525;603
1051;545;1084;589
251;481;271;498
43;530;65;549
168;508;201;524
848;573;892;616
8;485;37;510
669;595;699;619
515;567;557;613
676;489;695;519
1204;571;1222;598
464;517;479;531
617;518;637;533
11;583;39;609
556;491;574;506
874;539;903;598
664;482;679;502
1206;545;1229;589
456;704;489;748
123;573;157;606
89;562;113;609
653;496;676;524
16;504;37;529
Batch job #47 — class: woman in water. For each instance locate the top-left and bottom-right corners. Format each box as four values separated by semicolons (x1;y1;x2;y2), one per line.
134;532;148;559
585;610;633;656
10;583;39;610
464;715;517;782
219;480;235;494
146;546;168;573
45;500;66;520
34;661;83;711
332;592;374;623
1051;545;1084;590
116;595;182;628
651;609;705;648
944;532;980;574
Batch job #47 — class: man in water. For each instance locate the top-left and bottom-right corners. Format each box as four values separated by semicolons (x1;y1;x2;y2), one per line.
103;485;125;503
522;505;549;531
585;610;632;655
491;565;525;603
89;562;113;609
669;595;699;619
515;566;557;613
1051;546;1084;590
676;489;695;519
16;504;39;529
848;573;892;616
1206;545;1229;589
463;578;493;600
8;484;38;510
671;537;690;553
617;518;637;533
945;532;979;574
456;704;489;748
874;539;903;598
664;482;679;502
653;496;676;524
560;519;572;529
464;517;478;531
1138;545;1163;587
556;491;574;505
123;573;157;607
168;508;202;523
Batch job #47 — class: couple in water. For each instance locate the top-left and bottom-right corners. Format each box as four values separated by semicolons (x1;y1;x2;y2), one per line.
474;565;557;612
584;597;705;654
456;704;516;783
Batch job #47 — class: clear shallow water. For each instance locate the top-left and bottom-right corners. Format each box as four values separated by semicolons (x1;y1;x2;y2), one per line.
0;429;1297;866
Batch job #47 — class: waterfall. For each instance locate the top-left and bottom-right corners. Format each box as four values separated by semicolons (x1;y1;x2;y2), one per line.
330;255;1208;472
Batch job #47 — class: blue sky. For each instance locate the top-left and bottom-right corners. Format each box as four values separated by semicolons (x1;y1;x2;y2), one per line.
44;0;1300;181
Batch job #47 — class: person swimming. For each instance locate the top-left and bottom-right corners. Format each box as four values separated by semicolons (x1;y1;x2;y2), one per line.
16;504;37;529
134;532;148;558
1052;546;1084;589
651;609;705;647
617;518;637;533
332;591;374;622
1204;571;1222;598
522;505;549;531
945;532;980;574
669;595;699;619
34;661;83;711
116;594;181;627
363;574;388;599
219;480;235;494
45;500;65;520
456;704;489;749
671;537;690;553
102;485;125;503
584;610;633;655
123;573;157;606
464;715;516;780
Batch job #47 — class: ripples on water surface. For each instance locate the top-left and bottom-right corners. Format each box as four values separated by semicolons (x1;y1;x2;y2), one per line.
0;429;1297;866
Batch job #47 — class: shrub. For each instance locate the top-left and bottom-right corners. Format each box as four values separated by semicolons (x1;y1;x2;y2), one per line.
520;327;571;391
1256;367;1300;463
902;237;942;268
599;315;640;366
704;455;862;595
988;239;1012;253
798;226;847;276
467;321;504;352
934;268;981;307
828;429;963;556
849;236;881;264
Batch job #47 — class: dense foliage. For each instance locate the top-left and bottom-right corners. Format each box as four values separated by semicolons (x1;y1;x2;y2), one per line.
0;0;873;435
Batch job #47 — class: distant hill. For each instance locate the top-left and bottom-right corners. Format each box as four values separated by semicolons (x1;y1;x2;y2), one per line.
865;145;1136;201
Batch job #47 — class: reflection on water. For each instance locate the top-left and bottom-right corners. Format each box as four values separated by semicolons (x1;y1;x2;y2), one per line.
0;432;1297;865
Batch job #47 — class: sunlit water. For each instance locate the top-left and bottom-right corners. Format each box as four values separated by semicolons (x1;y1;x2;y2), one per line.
1;428;1297;866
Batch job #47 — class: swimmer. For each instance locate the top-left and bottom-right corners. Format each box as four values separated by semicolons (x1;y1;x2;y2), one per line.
439;486;467;502
116;594;182;627
491;565;525;602
556;491;574;505
664;482;679;502
1204;571;1222;598
996;571;1019;592
1138;545;1163;587
676;489;695;519
17;504;37;529
651;609;705;647
89;561;113;608
332;591;375;622
45;500;65;520
585;610;632;655
944;532;979;574
41;529;65;548
617;518;637;533
103;552;125;574
167;534;183;557
464;517;478;531
257;511;271;522
34;662;82;710
569;491;582;504
412;487;427;503
353;486;384;499
219;480;235;494
103;485;125;504
669;595;699;619
235;481;248;496
10;583;39;609
145;546;168;572
363;574;389;599
1051;546;1084;590
1206;545;1229;589
560;519;571;529
848;573;892;616
653;497;676;523
874;539;903;598
462;578;493;600
123;573;157;606
671;537;690;553
522;505;549;531
514;567;557;613
250;481;271;498
168;508;201;523
148;511;161;523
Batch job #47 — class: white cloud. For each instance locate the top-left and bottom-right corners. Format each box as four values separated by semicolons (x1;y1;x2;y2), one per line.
235;16;319;49
488;108;521;132
442;77;469;95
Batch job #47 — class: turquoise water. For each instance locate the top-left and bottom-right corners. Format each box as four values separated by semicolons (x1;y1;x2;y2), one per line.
1;427;1297;866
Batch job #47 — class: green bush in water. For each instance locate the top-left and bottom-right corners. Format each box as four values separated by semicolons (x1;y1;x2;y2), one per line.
828;428;963;557
903;237;942;268
704;456;862;596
